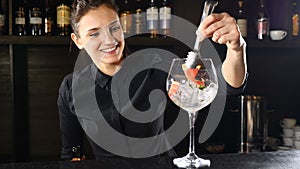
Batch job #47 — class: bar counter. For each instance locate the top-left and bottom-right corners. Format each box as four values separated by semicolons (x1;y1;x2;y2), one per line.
1;150;299;169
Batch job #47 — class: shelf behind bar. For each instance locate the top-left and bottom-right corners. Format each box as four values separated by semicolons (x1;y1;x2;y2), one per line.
0;36;177;46
246;38;300;48
127;37;300;49
2;35;300;48
0;36;71;45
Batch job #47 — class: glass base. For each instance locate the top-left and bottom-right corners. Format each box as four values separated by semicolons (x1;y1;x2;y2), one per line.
173;153;211;168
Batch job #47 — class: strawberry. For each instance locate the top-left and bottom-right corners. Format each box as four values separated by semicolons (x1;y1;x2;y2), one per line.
186;68;198;79
168;81;180;97
182;64;206;89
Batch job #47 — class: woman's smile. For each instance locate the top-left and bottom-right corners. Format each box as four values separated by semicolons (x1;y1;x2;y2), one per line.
99;43;119;54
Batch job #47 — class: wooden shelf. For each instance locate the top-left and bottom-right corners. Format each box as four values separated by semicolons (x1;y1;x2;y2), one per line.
127;36;300;49
0;36;181;46
246;38;300;48
2;35;300;49
130;36;300;49
0;36;71;45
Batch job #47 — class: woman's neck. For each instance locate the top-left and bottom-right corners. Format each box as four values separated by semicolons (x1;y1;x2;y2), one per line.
97;60;123;76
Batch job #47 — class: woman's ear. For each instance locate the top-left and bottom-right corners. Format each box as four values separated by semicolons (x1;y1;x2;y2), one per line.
71;33;84;49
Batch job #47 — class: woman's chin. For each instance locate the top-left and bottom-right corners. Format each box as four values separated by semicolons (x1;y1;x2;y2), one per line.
102;51;123;63
101;55;122;64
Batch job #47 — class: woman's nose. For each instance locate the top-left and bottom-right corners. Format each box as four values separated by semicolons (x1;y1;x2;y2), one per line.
102;29;117;44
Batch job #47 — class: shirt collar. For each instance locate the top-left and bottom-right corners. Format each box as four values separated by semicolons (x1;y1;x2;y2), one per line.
91;64;112;88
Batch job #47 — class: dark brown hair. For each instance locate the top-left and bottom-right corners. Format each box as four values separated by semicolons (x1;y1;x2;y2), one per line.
71;0;119;37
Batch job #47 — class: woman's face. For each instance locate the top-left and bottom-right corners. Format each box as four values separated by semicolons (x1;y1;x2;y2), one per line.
72;5;125;66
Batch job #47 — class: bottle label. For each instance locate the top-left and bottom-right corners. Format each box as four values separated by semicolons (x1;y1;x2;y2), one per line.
292;14;299;36
0;14;5;26
146;7;158;30
57;5;71;25
146;7;158;20
257;18;269;39
159;6;171;29
30;8;42;24
16;18;25;25
237;19;247;37
30;17;42;24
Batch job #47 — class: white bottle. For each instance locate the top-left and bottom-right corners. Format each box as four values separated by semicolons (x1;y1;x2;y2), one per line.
159;0;172;37
146;0;159;38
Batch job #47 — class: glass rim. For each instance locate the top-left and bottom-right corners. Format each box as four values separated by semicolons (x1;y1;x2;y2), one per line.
172;58;213;61
171;58;214;64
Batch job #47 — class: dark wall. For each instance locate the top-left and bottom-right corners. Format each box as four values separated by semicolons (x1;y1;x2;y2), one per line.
0;45;13;160
245;47;300;137
0;44;76;161
26;45;76;160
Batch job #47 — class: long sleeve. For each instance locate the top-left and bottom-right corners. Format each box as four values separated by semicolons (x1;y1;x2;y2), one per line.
57;74;85;160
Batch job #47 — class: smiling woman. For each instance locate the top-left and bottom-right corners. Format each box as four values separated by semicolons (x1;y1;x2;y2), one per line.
58;0;178;160
70;3;125;76
57;0;247;161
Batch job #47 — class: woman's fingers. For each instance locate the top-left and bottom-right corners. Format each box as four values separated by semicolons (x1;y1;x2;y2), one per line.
200;12;241;45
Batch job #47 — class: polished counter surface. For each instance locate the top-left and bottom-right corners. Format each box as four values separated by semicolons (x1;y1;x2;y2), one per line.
1;150;300;169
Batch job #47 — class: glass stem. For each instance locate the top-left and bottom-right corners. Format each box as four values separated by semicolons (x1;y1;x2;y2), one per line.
188;112;197;155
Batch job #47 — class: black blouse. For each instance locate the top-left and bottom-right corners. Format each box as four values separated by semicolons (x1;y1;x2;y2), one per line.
57;52;246;160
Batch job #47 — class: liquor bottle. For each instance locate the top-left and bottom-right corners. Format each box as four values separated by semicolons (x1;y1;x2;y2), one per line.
29;0;43;36
146;0;159;38
0;0;7;35
257;0;270;40
134;0;145;35
120;0;133;36
44;0;53;35
159;0;172;37
56;0;71;36
14;0;27;35
292;0;299;38
236;0;247;38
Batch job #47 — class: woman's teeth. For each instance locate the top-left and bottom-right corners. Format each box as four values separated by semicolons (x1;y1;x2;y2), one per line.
101;46;116;53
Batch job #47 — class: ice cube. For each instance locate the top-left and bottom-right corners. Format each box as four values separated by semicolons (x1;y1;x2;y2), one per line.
185;51;200;68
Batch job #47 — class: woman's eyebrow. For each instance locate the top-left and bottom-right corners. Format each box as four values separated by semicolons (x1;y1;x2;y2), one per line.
86;20;119;33
86;27;101;33
109;20;119;26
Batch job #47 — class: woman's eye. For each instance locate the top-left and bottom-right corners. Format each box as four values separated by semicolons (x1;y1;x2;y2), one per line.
90;32;100;37
111;25;121;32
